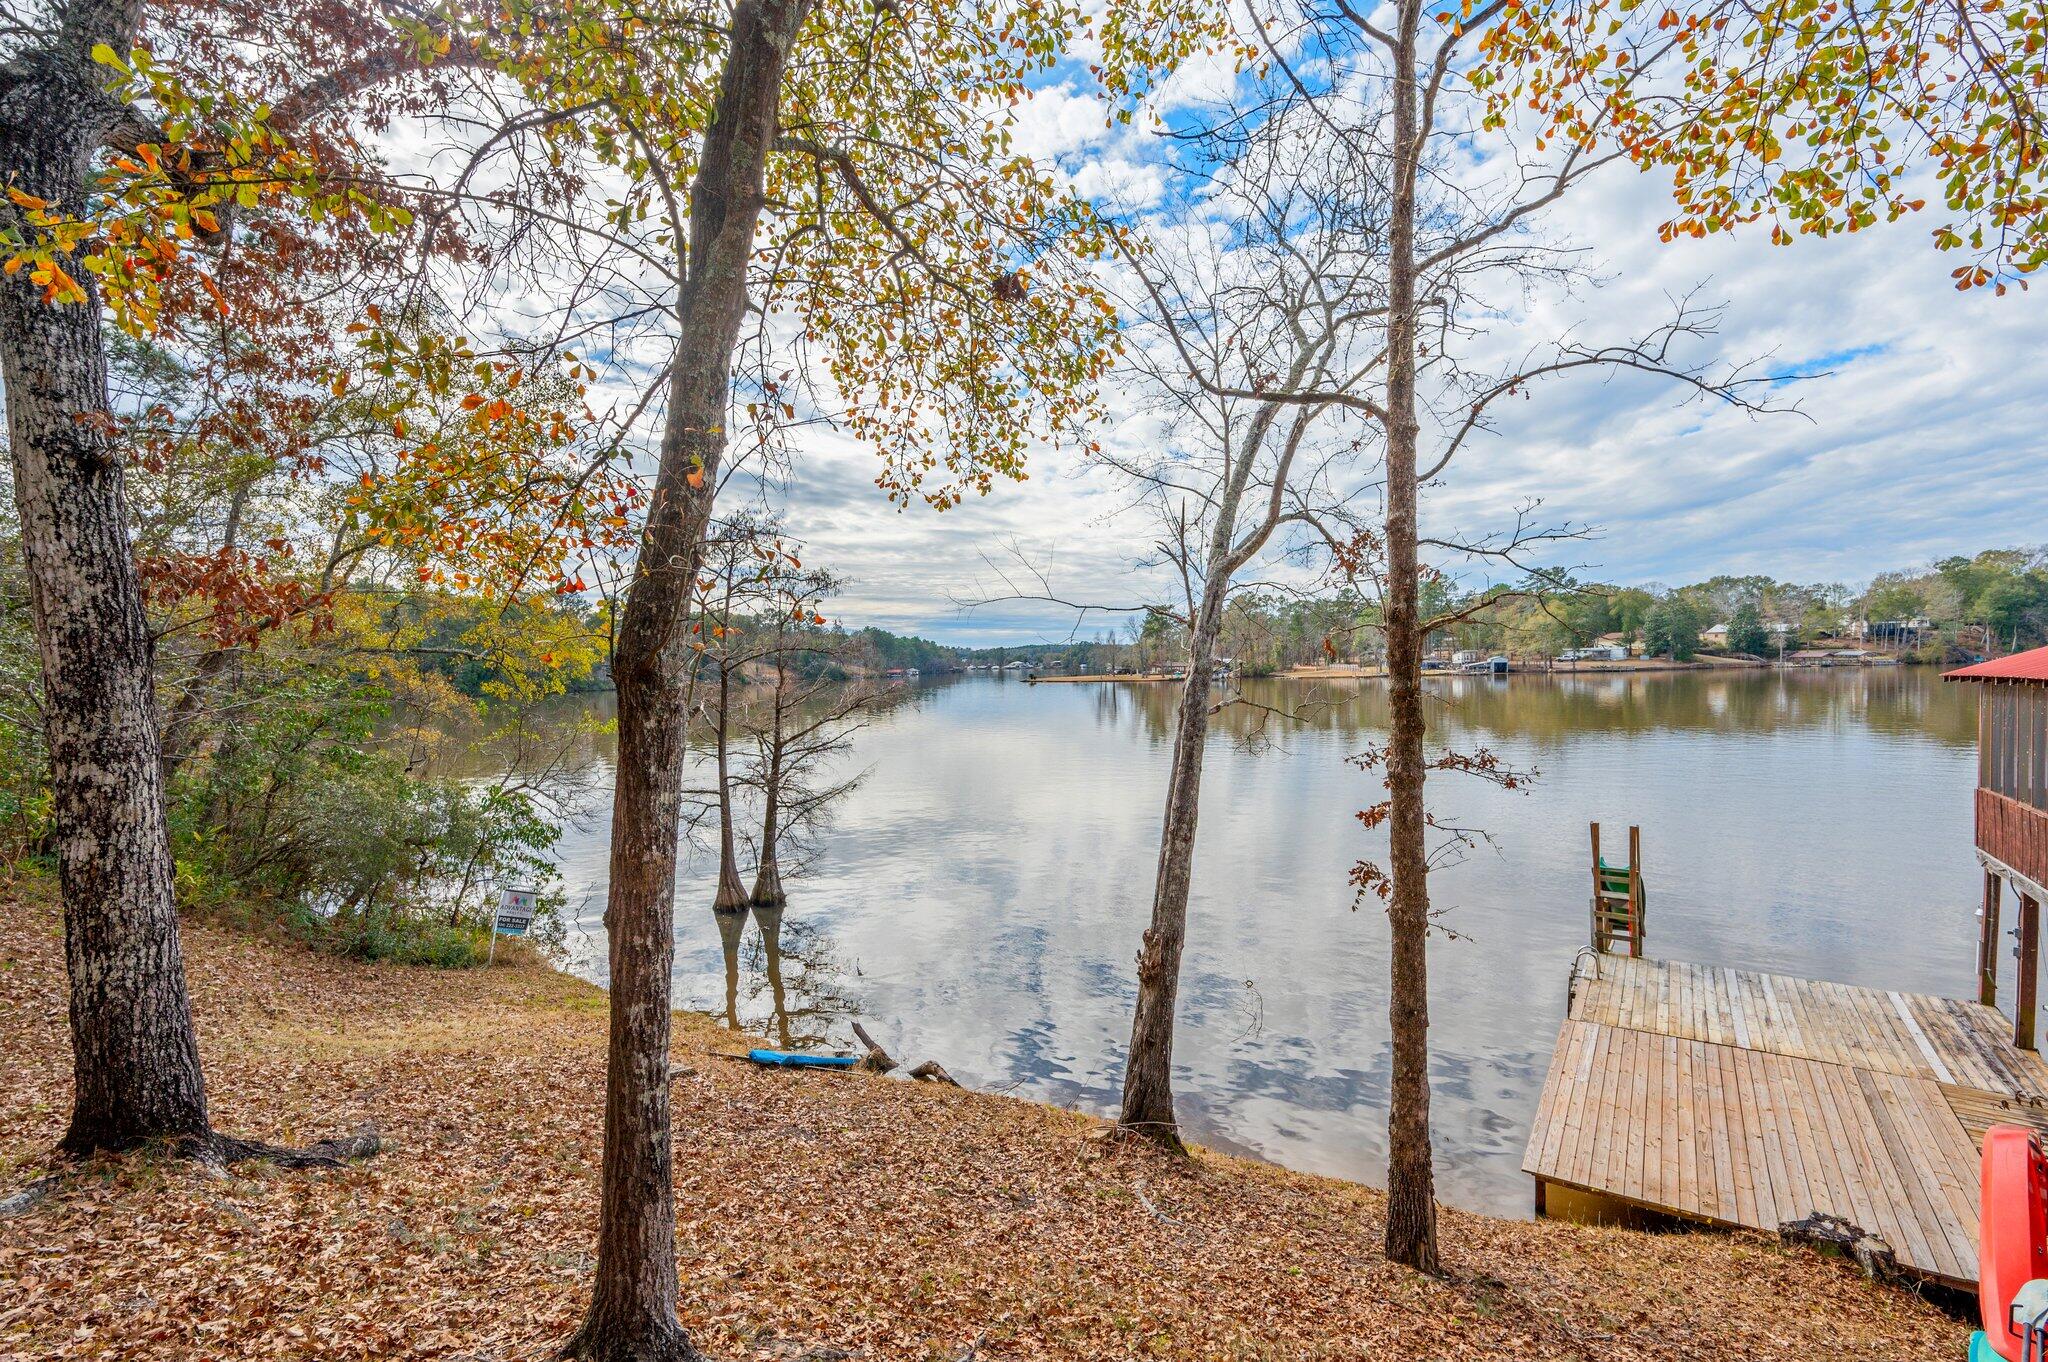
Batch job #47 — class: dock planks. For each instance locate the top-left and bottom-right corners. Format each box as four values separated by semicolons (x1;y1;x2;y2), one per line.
1525;954;2048;1287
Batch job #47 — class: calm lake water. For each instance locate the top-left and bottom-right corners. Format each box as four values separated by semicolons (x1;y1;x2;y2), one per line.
529;667;2005;1218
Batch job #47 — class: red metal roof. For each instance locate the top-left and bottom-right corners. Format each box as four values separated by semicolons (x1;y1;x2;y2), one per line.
1945;645;2048;683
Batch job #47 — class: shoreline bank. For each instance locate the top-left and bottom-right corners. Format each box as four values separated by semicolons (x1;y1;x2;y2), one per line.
0;889;1967;1360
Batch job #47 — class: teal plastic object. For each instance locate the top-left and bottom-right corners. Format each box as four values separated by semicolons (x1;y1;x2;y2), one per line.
747;1049;858;1070
1970;1330;2000;1362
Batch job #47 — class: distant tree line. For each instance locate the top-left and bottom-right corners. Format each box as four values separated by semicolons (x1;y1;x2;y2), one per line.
988;548;2048;671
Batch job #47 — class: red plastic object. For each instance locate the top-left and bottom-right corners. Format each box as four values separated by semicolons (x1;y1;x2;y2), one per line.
1980;1125;2048;1361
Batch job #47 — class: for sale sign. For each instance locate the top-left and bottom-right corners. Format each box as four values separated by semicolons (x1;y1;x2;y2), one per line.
495;888;539;937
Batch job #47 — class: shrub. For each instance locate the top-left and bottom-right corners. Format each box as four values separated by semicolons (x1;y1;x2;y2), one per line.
1727;604;1770;656
1645;598;1706;660
0;720;49;864
167;660;570;967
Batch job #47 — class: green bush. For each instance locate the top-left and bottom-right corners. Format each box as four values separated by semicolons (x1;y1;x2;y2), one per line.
0;720;49;863
167;661;570;968
1727;604;1770;656
1644;598;1706;660
332;916;489;968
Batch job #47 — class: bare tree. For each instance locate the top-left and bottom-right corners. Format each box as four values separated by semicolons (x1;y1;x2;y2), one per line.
740;588;875;909
1069;118;1399;1147
694;517;785;913
1152;2;1778;1270
691;517;873;914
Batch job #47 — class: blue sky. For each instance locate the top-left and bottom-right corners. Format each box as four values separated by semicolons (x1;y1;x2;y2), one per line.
388;11;2048;649
747;49;2048;648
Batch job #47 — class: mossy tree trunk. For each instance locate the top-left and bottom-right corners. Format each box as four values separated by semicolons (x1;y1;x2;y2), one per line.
2;0;213;1160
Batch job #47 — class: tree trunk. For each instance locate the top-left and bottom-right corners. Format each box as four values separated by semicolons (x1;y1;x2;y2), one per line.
710;663;747;910
749;781;785;906
1;5;213;1158
1117;581;1228;1146
1380;0;1442;1276
748;666;786;907
567;4;810;1358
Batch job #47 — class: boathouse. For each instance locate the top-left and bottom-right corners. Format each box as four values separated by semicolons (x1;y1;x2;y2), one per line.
1949;645;2048;1049
1523;646;2048;1287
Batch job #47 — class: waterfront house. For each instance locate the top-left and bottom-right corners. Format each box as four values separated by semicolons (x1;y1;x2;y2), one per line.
1947;644;2048;1048
1855;616;1937;648
1703;620;1793;648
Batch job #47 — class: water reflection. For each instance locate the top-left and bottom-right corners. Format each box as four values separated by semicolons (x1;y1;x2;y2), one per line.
535;667;1993;1217
713;907;746;1030
705;900;864;1051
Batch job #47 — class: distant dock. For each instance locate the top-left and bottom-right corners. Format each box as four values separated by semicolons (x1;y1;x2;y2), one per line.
1524;952;2048;1287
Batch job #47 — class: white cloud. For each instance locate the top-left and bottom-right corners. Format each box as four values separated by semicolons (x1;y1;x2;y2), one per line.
395;39;2048;648
795;78;2048;642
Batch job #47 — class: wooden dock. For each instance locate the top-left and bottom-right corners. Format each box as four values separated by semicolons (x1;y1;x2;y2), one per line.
1524;953;2048;1287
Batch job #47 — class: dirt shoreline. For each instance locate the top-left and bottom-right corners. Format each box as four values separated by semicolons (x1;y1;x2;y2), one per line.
0;890;1964;1360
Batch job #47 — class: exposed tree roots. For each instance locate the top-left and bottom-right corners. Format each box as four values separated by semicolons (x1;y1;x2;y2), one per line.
0;1123;380;1219
1105;1119;1188;1156
559;1318;709;1362
189;1121;382;1169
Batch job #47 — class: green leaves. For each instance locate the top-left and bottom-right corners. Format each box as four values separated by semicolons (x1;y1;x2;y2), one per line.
421;0;1219;508
1478;0;2048;290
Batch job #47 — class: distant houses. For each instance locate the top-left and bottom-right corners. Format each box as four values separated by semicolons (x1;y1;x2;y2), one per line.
1700;620;1794;648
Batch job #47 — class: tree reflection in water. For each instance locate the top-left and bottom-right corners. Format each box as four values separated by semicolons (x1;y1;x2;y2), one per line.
709;901;861;1049
540;668;1982;1218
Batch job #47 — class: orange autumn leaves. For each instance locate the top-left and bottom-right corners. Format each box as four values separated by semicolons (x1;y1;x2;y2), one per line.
1;43;399;336
333;320;640;605
0;888;1969;1362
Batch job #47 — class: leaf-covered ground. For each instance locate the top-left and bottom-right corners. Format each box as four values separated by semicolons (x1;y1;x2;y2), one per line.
0;890;1968;1360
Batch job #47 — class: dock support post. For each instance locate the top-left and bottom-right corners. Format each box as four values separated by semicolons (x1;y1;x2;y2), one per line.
1981;871;2003;1007
1533;1177;1548;1218
1589;822;1602;952
1628;825;1643;958
2017;894;2040;1052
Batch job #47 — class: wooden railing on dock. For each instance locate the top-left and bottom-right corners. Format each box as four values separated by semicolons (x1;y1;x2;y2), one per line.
1979;787;2048;891
1589;823;1645;956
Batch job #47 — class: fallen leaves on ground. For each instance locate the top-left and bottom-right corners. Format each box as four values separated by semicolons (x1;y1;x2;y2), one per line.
0;890;1967;1360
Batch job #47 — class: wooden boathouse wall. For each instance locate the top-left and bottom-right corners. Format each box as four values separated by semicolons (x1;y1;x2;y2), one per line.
1954;649;2048;1050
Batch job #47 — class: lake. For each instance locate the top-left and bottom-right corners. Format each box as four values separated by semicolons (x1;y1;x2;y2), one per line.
530;666;2000;1218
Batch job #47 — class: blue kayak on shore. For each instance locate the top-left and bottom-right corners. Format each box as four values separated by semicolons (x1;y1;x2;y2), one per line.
746;1049;859;1070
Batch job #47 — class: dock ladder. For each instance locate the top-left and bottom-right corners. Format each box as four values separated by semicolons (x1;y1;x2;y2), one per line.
1590;823;1646;956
